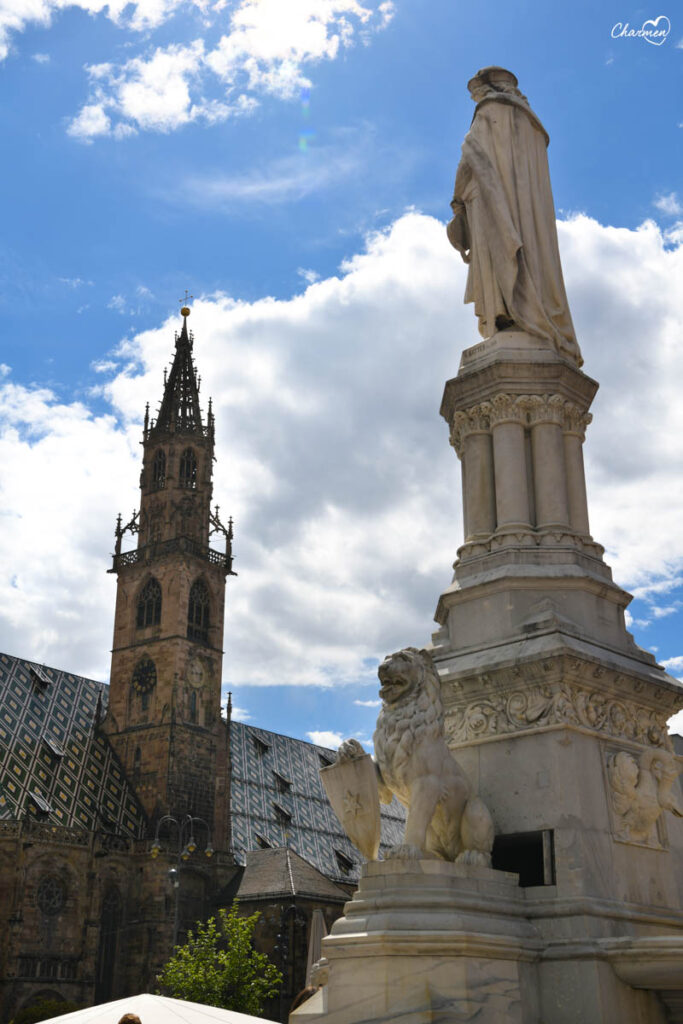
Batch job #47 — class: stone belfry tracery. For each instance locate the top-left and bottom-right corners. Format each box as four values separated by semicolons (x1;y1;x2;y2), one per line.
103;305;235;844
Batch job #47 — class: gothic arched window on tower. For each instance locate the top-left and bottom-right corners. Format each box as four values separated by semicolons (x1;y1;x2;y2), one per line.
187;579;210;645
179;447;197;490
152;448;166;490
136;578;162;628
189;690;198;724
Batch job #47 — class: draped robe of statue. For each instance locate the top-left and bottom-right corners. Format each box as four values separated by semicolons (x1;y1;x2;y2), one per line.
448;89;582;367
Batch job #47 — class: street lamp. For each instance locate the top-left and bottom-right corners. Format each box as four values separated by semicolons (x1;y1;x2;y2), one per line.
149;813;213;947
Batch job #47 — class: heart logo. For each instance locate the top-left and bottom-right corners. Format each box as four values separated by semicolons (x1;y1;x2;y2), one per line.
641;14;670;45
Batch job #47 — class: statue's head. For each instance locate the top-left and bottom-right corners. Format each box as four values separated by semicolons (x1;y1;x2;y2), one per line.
377;647;441;709
614;750;639;788
467;66;520;102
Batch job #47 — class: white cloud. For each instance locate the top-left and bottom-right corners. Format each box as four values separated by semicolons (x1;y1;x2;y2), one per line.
101;41;205;133
64;0;393;138
0;0;195;63
354;698;380;707
3;211;683;697
307;730;343;748
555;216;683;585
662;656;683;672
67;102;111;141
298;268;320;285
654;192;683;217
0;382;139;679
631;577;683;602
32;52;50;63
107;294;127;313
668;709;683;736
230;704;252;721
177;145;363;208
206;0;388;99
652;604;678;619
59;276;92;288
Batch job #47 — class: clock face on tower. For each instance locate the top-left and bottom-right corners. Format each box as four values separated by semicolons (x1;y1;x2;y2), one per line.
132;656;157;695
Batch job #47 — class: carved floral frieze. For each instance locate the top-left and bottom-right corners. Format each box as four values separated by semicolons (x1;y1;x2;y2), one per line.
445;682;672;749
448;393;593;455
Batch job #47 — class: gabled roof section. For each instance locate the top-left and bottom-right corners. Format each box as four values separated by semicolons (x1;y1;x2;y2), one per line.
229;721;406;886
237;847;349;902
151;314;204;436
0;652;147;838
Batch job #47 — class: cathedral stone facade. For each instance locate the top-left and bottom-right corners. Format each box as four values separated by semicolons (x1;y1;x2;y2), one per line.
0;311;405;1023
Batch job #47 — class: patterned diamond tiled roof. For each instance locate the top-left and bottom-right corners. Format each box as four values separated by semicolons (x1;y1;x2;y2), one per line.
229;721;406;886
0;652;147;838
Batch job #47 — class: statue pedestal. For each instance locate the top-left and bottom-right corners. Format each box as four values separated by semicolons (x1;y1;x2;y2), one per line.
292;858;683;1023
429;329;683;1022
291;859;538;1024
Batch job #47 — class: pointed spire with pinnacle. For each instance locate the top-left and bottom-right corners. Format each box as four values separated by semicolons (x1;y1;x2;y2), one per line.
151;304;204;435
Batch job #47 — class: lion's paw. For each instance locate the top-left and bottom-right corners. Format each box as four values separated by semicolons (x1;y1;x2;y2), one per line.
336;738;366;763
384;843;426;861
455;849;491;867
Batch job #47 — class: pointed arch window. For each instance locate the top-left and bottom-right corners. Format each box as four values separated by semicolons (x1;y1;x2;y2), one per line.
187;579;210;645
189;691;198;724
179;448;197;490
95;887;122;1003
152;449;166;490
136;578;161;628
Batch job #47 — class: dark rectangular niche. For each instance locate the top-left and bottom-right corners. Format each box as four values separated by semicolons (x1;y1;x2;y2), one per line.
492;829;555;887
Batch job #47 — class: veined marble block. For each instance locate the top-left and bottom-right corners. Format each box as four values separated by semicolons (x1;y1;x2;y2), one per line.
291;859;538;1024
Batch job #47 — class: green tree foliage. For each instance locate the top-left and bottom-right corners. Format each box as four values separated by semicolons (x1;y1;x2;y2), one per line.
10;999;82;1024
157;904;282;1016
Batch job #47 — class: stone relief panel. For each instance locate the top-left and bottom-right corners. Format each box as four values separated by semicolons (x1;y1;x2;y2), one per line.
445;682;672;750
604;746;683;849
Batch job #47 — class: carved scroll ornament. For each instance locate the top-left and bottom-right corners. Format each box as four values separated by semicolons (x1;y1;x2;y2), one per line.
446;683;671;749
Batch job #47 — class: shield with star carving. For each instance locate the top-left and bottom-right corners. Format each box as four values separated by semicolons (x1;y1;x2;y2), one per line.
320;753;381;860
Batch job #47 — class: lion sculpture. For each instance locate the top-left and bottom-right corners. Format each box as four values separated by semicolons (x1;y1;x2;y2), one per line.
339;647;494;864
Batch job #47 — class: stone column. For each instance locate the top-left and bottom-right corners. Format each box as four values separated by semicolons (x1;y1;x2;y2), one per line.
452;403;496;540
490;395;531;530
563;404;592;535
528;395;570;529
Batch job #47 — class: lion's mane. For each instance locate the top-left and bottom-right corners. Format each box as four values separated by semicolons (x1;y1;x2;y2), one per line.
374;648;444;799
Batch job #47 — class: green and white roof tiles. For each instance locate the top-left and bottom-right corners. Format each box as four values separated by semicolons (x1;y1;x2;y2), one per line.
230;721;406;886
0;652;147;838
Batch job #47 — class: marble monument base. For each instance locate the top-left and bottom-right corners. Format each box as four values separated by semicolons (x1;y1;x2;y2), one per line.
291;858;538;1024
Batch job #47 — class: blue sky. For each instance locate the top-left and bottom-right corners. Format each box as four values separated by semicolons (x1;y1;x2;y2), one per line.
1;0;682;746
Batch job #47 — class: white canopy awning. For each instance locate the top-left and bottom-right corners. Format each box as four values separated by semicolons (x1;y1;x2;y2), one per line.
41;994;278;1024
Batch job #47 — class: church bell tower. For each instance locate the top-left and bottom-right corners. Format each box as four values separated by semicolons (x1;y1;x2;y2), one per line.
103;304;235;842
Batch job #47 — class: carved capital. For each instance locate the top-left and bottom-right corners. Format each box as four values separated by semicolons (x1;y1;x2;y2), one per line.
525;393;566;427
563;402;593;440
489;394;527;428
449;401;493;456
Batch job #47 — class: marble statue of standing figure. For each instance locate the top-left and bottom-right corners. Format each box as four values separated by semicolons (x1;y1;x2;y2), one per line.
448;66;583;367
